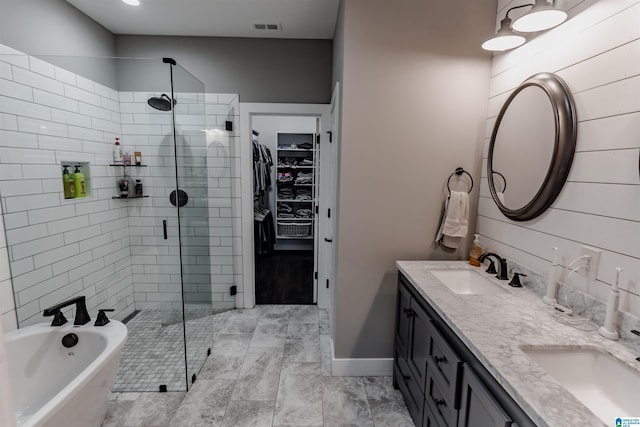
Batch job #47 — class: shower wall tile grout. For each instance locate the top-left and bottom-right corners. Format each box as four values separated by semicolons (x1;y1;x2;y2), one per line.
0;45;243;331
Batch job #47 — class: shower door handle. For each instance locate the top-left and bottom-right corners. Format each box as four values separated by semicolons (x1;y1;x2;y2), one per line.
163;220;167;240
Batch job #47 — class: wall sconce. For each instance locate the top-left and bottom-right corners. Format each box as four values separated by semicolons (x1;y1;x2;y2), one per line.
482;1;567;52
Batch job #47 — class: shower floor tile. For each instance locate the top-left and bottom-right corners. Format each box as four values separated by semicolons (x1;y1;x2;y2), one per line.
113;306;227;392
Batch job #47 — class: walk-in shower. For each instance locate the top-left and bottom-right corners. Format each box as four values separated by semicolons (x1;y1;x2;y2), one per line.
0;51;234;392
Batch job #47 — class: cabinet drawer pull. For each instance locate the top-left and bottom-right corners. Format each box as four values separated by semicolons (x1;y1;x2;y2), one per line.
403;308;414;318
403;375;411;381
433;398;447;407
434;356;447;364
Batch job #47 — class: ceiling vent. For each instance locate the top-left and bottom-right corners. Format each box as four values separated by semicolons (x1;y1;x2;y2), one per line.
253;23;281;31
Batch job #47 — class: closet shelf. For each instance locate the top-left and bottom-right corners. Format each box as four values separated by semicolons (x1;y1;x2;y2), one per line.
275;132;317;245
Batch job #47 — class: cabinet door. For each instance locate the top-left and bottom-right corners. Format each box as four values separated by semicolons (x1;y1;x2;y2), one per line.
407;300;430;389
395;282;413;358
458;365;512;427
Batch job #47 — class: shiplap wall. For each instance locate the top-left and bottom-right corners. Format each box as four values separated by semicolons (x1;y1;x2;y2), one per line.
479;0;640;318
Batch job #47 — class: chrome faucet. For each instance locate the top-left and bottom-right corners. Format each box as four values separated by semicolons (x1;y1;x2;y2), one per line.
43;296;91;326
478;252;509;280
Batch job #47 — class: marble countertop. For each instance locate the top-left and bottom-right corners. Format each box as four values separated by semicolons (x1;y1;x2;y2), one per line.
396;260;640;427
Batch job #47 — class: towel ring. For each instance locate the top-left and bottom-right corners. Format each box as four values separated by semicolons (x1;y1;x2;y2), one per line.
492;171;507;192
447;167;473;194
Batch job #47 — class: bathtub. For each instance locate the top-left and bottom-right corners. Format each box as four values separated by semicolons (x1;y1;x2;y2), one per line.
4;320;127;427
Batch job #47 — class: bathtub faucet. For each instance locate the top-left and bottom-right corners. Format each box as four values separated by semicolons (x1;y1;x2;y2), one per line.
43;296;91;326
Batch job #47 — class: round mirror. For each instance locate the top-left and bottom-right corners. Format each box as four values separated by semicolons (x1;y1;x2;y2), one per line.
488;72;577;221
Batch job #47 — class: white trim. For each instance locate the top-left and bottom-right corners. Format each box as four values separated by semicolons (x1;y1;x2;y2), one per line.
330;338;393;376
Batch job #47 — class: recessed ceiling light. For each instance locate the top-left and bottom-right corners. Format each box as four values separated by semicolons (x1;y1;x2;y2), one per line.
122;0;141;6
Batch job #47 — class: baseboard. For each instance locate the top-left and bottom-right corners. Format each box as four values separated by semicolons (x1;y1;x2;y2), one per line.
330;339;393;376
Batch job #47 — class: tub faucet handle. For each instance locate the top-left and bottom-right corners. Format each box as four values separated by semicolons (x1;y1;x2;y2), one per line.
95;309;114;326
46;310;68;327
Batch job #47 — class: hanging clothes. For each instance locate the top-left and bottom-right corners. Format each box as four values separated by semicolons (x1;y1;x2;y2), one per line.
253;131;276;255
253;134;273;201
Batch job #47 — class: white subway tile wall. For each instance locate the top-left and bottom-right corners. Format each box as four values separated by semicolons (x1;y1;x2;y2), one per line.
479;0;640;329
0;48;241;329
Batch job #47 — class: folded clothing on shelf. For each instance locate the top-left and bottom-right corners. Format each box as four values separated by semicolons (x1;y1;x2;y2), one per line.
278;187;294;199
295;171;313;185
278;203;293;214
295;208;313;218
277;171;294;183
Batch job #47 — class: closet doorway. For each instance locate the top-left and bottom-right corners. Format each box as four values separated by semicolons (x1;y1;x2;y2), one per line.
239;103;332;311
252;116;318;304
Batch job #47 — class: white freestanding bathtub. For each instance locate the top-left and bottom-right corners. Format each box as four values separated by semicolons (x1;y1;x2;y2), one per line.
4;320;127;427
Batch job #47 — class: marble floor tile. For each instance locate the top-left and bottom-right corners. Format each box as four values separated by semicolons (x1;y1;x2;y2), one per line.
363;376;414;426
322;377;374;427
231;347;283;401
286;323;319;338
318;309;330;335
220;401;275;427
101;393;140;427
106;305;412;427
219;317;258;334
168;380;235;427
250;318;288;348
280;361;321;375
273;374;323;427
283;336;320;363
212;333;252;355
121;392;186;427
259;305;295;320
287;305;319;324
319;334;332;376
198;353;245;380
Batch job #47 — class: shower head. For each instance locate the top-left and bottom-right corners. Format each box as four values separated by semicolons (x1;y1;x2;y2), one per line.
147;94;176;111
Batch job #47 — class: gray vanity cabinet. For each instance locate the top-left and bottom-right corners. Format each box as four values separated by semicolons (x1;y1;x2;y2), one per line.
458;366;512;427
394;280;431;426
395;272;535;427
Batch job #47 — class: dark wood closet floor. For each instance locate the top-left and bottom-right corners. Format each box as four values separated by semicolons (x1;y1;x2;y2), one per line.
255;250;314;304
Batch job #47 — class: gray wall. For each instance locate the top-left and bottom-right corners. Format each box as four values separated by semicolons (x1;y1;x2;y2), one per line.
0;0;115;57
115;36;333;103
332;0;497;359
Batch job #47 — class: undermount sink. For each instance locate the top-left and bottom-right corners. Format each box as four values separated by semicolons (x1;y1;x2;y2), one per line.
521;346;640;423
429;269;507;295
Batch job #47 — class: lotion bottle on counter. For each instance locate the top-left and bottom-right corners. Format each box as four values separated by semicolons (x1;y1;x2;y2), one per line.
469;234;482;266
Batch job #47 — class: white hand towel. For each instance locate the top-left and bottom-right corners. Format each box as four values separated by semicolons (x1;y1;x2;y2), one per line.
435;191;469;249
442;191;469;238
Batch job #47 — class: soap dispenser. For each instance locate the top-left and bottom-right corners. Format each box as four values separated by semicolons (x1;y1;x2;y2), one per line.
62;165;75;199
469;234;482;266
73;165;86;198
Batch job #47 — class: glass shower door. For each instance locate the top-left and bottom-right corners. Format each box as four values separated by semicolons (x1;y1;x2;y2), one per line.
169;63;219;385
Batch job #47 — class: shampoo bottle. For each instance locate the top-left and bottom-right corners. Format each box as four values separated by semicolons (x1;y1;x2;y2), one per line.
469;234;482;266
113;137;123;164
62;165;75;199
73;165;86;198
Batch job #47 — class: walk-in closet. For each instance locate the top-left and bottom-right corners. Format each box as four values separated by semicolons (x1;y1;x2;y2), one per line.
252;116;320;304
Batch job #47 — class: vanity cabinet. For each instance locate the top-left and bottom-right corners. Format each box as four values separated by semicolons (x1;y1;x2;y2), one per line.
394;273;535;427
458;367;511;427
394;282;430;425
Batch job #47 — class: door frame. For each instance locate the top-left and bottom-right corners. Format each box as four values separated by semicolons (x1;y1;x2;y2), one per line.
239;103;331;309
